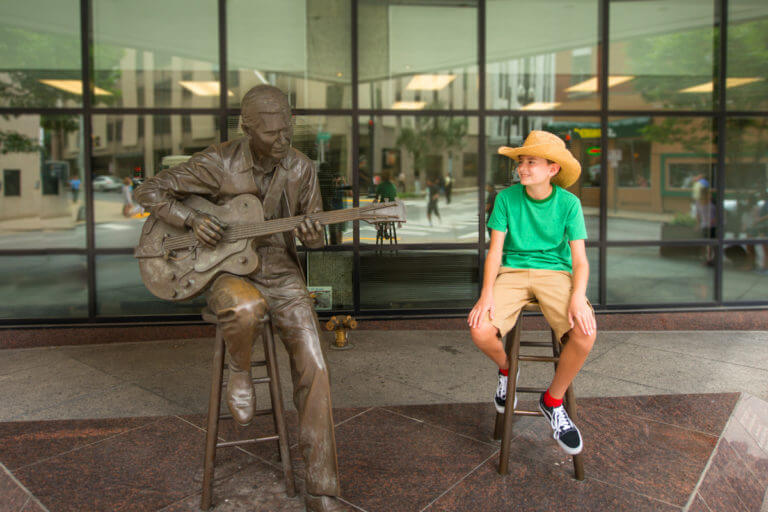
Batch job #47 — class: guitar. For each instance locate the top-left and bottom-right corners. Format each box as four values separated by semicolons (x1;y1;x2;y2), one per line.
134;194;406;302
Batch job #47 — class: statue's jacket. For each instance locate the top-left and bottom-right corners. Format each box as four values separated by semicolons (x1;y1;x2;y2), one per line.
134;136;323;277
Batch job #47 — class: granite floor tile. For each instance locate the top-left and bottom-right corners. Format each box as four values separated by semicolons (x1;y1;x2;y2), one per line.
0;348;72;379
159;460;305;512
427;456;679;512
583;343;768;400
687;494;712;512
180;407;371;478
13;417;256;512
0;417;153;471
63;338;215;383
330;370;450;408
22;383;191;421
1;464;32;511
18;498;47;512
732;394;768;455
624;331;768;371
500;401;717;506
0;358;124;421
571;369;673;397
334;407;498;512
581;393;740;436
697;439;766;512
384;402;526;446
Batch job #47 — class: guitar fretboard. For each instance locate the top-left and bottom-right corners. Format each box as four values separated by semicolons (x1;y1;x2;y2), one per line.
163;204;392;251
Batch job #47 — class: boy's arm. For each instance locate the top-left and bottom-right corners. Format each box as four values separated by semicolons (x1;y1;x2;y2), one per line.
568;239;595;336
468;229;505;328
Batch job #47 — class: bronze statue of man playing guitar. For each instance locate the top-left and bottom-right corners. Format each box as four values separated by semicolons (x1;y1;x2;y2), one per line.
135;85;345;512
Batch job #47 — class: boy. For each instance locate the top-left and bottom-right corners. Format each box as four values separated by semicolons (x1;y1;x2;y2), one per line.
468;130;596;455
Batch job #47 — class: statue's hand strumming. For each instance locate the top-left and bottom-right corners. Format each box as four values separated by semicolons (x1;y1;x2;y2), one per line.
294;217;324;248
186;211;227;248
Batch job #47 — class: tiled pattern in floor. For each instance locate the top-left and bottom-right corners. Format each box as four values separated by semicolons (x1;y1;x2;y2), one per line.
1;393;766;512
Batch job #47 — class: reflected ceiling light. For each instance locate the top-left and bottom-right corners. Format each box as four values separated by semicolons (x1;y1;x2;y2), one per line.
406;74;456;91
179;81;234;96
564;75;634;93
39;79;112;95
521;101;561;110
391;101;426;110
252;70;269;84
679;77;763;93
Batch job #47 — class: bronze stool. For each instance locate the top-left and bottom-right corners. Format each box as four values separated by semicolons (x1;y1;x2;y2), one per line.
200;308;296;510
492;301;585;480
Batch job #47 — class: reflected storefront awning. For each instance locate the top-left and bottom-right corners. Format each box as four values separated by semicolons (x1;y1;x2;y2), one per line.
544;117;651;139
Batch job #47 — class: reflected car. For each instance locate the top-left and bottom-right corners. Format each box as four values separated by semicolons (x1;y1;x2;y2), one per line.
92;175;122;192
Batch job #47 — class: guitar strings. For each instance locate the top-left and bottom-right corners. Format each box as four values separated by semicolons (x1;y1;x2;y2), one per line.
163;205;395;250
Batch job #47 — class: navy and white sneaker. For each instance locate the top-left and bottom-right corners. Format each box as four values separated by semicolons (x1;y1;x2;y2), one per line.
493;369;519;414
538;393;583;455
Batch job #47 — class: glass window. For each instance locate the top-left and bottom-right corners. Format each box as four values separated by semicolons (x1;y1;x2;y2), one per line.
725;118;768;240
360;250;478;310
92;0;219;108
607;246;715;304
227;114;353;246
0;1;82;107
92;114;220;248
358;0;478;111
0;255;88;319
606;117;717;241
227;0;351;109
0;115;85;249
724;261;768;302
306;251;353;311
96;255;204;316
487;0;600;111
727;1;768;111
609;0;716;110
486;116;600;240
360;115;478;244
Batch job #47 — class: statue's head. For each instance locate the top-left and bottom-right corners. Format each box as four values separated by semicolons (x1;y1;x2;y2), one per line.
240;85;292;160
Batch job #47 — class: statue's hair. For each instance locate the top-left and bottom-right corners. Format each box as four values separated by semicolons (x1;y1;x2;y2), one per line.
241;85;290;125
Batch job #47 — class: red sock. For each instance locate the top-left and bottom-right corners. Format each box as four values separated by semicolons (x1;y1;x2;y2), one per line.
499;368;509;376
543;389;563;408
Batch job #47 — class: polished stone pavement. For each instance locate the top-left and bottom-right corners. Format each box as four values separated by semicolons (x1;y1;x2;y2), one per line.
1;330;768;511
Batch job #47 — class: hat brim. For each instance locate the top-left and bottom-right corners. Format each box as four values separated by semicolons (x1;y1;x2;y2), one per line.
498;143;582;188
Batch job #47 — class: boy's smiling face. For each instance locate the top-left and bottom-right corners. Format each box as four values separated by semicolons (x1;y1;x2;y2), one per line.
516;155;561;187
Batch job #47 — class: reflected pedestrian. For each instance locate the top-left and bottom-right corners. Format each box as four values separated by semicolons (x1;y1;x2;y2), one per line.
426;176;441;226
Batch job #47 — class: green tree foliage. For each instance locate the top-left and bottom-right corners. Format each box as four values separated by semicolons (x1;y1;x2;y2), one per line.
395;102;468;181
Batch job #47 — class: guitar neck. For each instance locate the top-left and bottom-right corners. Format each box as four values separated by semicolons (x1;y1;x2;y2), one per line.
165;204;389;251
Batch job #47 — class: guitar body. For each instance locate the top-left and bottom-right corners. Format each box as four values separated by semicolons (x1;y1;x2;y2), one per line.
137;194;263;302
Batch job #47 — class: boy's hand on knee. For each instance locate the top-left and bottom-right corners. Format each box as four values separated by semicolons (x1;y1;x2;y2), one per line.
568;295;595;336
468;295;495;328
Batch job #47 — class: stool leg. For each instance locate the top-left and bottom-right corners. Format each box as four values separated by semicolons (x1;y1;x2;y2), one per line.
493;327;518;440
498;317;522;475
201;328;225;511
262;321;296;497
564;384;585;481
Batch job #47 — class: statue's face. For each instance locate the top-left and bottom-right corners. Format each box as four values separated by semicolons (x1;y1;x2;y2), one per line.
243;111;292;160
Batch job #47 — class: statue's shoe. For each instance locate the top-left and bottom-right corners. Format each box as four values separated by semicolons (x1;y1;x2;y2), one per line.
305;494;349;512
226;368;255;426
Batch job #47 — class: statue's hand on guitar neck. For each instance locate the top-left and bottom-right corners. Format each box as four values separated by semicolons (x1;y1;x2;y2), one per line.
185;210;228;248
294;217;324;249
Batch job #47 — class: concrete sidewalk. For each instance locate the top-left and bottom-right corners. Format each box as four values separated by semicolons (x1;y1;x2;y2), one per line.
1;330;767;422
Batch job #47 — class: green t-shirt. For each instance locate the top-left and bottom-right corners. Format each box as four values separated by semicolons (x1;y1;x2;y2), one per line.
375;181;398;201
487;184;587;272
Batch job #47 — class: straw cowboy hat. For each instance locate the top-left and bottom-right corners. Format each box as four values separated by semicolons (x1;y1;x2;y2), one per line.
498;131;581;188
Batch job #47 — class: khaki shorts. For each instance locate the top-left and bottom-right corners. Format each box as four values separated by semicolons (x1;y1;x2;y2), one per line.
489;268;594;343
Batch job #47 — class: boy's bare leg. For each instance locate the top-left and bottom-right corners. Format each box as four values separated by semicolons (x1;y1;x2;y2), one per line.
470;321;508;370
547;326;595;399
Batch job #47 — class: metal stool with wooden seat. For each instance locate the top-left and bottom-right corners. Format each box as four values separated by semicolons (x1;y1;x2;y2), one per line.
200;308;296;510
492;301;585;480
